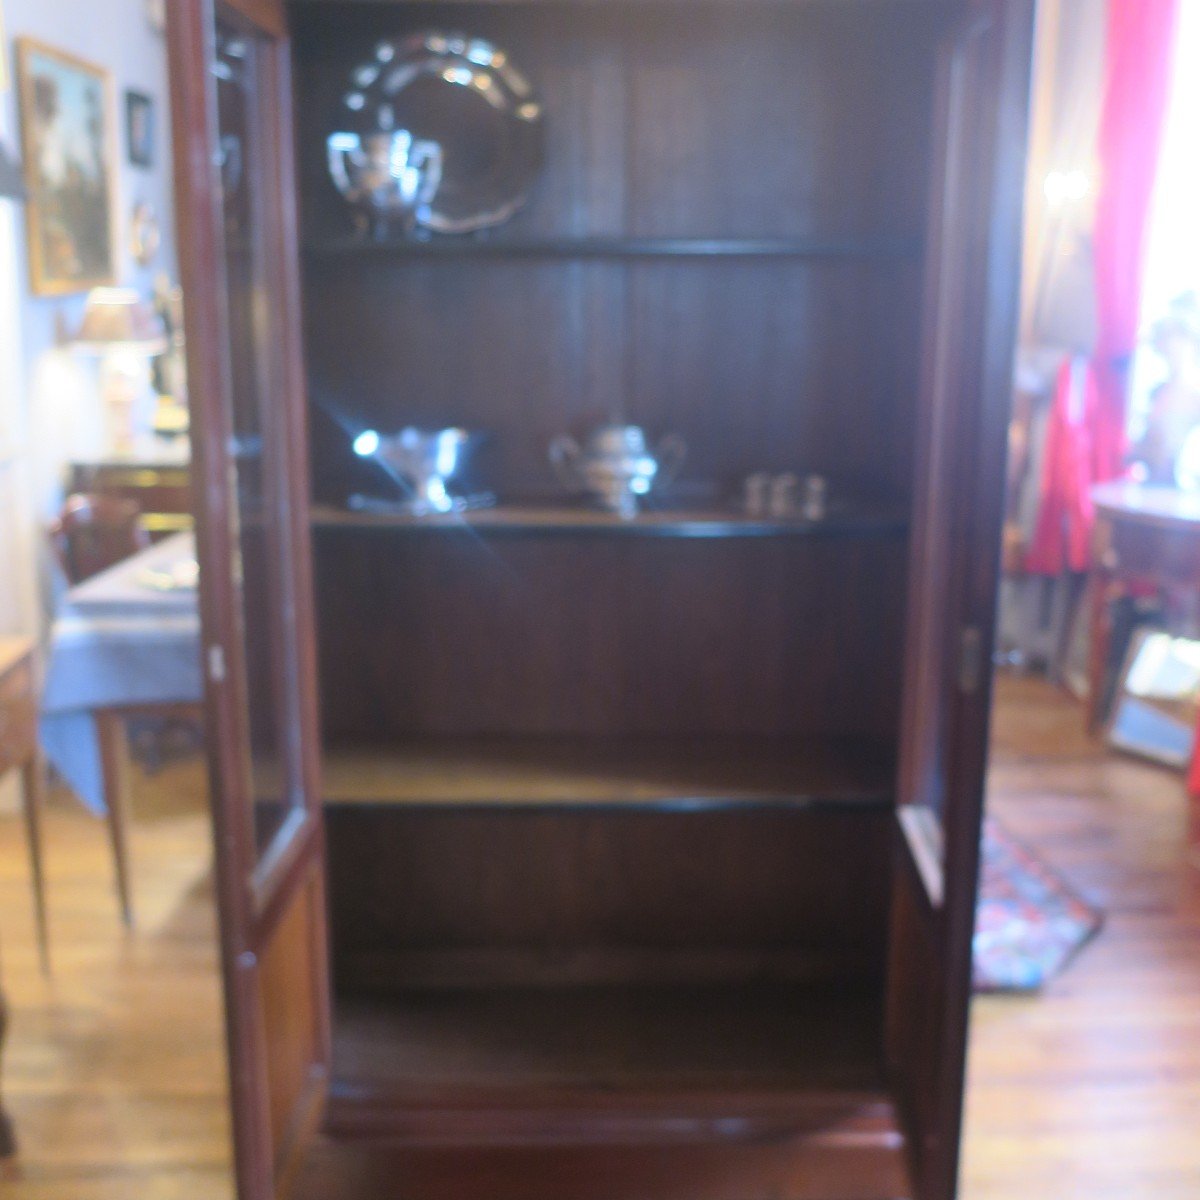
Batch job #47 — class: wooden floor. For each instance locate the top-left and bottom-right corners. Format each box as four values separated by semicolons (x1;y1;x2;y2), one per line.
0;673;1197;1198
964;674;1200;1199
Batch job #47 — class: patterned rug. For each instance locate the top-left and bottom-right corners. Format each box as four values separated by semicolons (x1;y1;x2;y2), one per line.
973;817;1105;992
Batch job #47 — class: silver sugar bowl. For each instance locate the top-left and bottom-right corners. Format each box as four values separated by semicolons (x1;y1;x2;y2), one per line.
327;130;443;234
549;425;686;518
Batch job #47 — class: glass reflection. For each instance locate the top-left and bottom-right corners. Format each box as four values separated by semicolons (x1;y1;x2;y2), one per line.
215;22;294;856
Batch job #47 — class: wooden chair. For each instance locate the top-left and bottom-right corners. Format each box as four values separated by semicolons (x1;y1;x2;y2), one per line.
49;494;149;585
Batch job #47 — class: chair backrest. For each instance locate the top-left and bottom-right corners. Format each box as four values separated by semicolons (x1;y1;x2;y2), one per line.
50;493;150;585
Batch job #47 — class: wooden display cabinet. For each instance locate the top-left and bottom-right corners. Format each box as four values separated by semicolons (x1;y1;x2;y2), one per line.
166;1;1033;1198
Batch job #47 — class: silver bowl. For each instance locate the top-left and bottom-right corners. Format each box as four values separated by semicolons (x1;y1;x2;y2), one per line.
353;426;484;513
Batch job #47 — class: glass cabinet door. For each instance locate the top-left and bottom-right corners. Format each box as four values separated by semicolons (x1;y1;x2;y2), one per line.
213;19;301;862
168;3;330;1198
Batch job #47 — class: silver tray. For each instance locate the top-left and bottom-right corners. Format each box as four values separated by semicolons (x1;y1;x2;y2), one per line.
332;32;544;235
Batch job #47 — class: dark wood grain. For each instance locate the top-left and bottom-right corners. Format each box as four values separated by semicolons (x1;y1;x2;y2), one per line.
328;982;885;1095
325;805;890;994
310;500;909;537
294;1136;911;1200
319;734;894;806
313;532;907;739
168;3;331;1199
885;4;1035;1200
169;0;1034;1195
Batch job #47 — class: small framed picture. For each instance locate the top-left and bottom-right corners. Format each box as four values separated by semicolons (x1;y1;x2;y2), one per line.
125;90;155;169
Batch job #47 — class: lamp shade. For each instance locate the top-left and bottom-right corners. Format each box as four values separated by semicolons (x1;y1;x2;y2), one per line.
72;288;168;356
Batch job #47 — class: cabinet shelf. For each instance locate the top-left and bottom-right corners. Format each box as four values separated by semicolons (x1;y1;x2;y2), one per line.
310;502;908;540
323;982;903;1159
322;735;894;810
303;234;924;262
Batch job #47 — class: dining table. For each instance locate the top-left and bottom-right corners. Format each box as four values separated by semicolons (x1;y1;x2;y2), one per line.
40;532;203;924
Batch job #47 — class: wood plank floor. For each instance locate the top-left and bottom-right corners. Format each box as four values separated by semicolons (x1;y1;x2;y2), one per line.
0;755;232;1198
0;673;1197;1198
963;674;1200;1199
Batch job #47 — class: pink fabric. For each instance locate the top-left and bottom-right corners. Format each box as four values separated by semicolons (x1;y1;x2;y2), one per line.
1025;358;1098;575
1025;0;1180;574
1091;0;1181;481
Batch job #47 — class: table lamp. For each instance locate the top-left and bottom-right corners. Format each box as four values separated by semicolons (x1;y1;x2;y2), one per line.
72;288;168;456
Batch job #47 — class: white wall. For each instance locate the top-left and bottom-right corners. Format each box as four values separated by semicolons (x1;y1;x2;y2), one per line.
0;90;36;640
4;0;178;374
0;104;35;817
0;0;177;636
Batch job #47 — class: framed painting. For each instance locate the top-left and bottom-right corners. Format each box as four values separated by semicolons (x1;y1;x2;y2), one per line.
16;39;116;296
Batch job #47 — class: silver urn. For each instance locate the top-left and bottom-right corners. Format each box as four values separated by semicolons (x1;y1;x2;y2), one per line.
327;130;443;234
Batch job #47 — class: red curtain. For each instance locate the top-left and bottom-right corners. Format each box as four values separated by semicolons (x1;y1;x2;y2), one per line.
1092;0;1181;480
1025;0;1180;574
1025;358;1098;574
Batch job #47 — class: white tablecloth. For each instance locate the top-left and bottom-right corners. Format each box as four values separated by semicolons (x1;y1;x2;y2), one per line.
41;533;203;812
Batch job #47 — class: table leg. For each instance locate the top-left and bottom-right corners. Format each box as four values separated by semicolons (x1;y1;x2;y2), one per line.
1085;563;1115;733
97;711;135;929
19;754;50;974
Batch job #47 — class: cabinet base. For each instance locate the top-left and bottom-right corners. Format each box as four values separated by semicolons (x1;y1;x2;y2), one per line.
294;1138;912;1200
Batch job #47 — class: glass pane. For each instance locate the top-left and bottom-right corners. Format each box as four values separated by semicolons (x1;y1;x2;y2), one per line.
214;21;297;858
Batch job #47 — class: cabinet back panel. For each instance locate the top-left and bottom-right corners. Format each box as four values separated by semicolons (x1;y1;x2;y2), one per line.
325;806;890;992
294;2;939;505
313;530;905;738
293;2;944;241
305;259;922;505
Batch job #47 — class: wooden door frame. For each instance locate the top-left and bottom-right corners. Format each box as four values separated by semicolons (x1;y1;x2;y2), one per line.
887;1;1035;1198
930;4;1035;1194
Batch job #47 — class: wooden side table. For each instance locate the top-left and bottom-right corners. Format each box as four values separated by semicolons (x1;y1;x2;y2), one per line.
0;636;48;1161
1086;484;1200;731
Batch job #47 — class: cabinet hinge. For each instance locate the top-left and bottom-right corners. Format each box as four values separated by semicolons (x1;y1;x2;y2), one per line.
957;625;984;695
207;644;227;684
